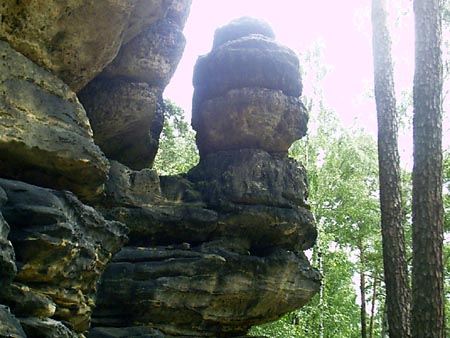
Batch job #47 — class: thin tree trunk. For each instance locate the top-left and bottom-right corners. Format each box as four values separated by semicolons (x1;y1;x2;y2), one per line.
371;1;411;337
368;274;378;338
359;243;367;338
381;302;389;338
317;238;324;338
411;0;445;337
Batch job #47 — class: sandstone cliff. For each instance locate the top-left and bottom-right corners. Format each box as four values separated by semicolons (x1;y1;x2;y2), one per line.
0;4;320;337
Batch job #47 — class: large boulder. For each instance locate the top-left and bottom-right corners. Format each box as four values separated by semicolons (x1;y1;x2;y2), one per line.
91;242;320;337
0;0;172;91
0;178;127;334
193;35;302;110
0;305;26;338
193;87;308;155
0;40;109;200
78;79;164;170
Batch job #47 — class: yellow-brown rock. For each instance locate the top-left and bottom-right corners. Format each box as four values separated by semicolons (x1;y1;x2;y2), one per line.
0;0;172;91
0;40;109;200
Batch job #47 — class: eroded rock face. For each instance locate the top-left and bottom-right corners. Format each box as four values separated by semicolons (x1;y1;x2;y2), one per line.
0;40;109;200
79;1;190;170
92;243;320;337
90;17;319;338
78;79;164;170
101;19;186;87
192;28;304;157
0;0;172;91
0;305;26;338
0;178;127;334
193;88;308;155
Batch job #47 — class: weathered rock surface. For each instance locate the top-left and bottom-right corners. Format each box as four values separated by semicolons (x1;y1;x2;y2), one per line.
193;87;309;155
0;0;172;91
213;17;275;49
92;243;320;337
20;317;78;338
0;178;127;334
193;35;302;111
78;0;191;170
89;326;167;338
0;305;26;338
0;40;109;200
102;19;186;87
78;79;164;170
1;4;320;336
188;149;316;252
98;161;217;247
0;188;16;284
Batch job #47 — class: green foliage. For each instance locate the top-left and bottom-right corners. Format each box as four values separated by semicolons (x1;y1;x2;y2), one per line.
250;42;384;337
153;100;199;175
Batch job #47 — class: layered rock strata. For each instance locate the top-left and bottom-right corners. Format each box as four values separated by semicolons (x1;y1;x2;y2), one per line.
0;3;319;336
78;0;189;169
0;179;127;336
0;1;192;336
0;40;109;201
91;17;320;337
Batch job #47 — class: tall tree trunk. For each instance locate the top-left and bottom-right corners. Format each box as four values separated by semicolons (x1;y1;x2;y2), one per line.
412;0;445;337
371;1;411;337
359;243;368;338
316;237;324;338
369;273;378;338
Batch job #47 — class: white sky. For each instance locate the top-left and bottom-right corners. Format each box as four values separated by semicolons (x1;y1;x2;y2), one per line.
164;0;449;163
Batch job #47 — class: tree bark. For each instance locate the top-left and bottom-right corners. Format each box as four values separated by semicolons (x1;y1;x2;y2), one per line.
359;243;368;338
412;0;445;337
369;274;378;338
371;1;412;337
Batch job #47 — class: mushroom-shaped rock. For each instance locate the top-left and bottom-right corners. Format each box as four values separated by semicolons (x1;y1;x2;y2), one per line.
192;18;306;155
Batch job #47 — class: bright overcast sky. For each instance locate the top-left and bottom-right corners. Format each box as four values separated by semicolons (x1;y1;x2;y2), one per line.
164;1;449;158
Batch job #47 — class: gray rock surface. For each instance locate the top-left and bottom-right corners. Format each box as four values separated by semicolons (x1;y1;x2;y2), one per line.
213;16;276;49
193;87;308;155
188;149;316;252
92;243;320;337
0;187;16;284
0;40;109;200
102;19;186;87
78;79;164;170
20;317;78;338
193;35;302;109
0;178;127;334
0;0;172;91
0;305;26;338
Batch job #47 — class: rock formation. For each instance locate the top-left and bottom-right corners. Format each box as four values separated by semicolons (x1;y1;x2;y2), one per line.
0;4;319;337
90;16;320;337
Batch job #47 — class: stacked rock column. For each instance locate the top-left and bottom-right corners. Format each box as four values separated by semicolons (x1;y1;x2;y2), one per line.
189;17;316;254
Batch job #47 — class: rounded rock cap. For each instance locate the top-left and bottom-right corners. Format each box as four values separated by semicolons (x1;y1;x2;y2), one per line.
212;16;275;49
